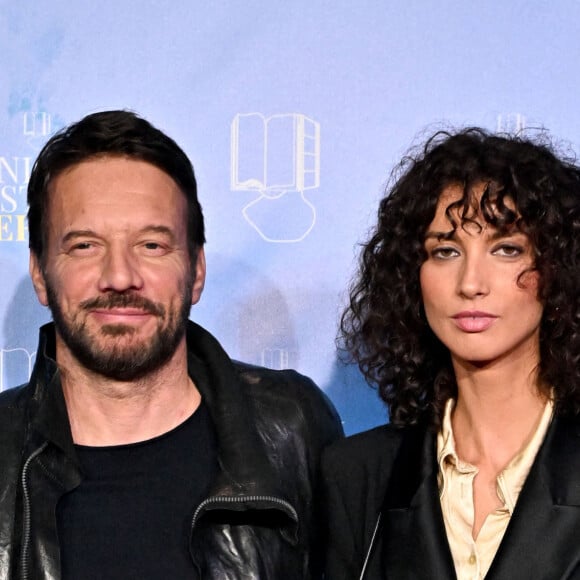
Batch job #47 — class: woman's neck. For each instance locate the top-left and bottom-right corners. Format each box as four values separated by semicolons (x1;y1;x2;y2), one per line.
450;358;548;469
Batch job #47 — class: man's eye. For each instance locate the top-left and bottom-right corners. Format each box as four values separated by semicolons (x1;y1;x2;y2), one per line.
72;242;93;251
142;241;169;254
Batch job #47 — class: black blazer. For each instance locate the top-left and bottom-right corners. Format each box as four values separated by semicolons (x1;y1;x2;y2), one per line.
321;414;580;579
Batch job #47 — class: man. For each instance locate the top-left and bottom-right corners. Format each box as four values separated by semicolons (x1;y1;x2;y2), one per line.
0;110;343;579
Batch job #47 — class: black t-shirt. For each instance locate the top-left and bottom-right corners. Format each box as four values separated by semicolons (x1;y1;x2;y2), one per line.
56;400;218;580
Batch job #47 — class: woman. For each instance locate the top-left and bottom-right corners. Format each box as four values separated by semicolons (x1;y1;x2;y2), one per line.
322;128;580;579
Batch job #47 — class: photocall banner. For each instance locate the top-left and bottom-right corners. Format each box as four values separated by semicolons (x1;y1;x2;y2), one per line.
1;1;579;434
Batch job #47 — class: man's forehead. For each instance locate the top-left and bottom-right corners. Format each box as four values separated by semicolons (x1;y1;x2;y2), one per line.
49;155;179;189
45;159;188;232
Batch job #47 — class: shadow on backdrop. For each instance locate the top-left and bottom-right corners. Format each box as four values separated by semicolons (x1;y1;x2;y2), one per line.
323;357;387;436
2;274;51;390
194;251;299;369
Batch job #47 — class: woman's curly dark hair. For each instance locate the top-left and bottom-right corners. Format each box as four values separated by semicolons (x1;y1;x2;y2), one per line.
341;127;580;428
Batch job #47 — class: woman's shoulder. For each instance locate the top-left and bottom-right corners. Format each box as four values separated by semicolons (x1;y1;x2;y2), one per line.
322;423;407;482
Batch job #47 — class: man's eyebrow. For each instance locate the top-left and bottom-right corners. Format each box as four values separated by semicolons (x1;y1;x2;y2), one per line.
62;230;97;244
139;225;175;237
139;225;177;241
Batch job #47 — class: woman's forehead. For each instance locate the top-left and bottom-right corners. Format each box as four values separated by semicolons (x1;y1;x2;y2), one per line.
438;181;487;203
429;181;521;235
437;181;517;210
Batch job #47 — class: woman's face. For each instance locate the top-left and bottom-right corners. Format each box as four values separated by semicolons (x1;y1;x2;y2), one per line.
419;184;543;371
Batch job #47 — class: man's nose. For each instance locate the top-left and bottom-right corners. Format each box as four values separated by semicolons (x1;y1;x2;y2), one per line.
98;247;144;292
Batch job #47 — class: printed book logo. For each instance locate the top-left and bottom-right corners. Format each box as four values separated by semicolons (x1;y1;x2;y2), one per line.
231;113;320;243
23;111;52;141
261;348;290;370
0;111;55;243
496;113;526;134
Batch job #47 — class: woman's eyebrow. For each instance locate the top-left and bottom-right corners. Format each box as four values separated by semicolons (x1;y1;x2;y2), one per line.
424;230;455;240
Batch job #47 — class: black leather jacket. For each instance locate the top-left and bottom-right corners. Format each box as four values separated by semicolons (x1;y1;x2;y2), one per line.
0;322;343;579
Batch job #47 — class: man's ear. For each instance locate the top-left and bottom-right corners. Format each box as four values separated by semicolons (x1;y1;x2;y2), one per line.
191;247;206;306
29;252;49;307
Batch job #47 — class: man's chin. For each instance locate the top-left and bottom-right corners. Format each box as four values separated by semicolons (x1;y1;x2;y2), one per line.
100;323;140;337
52;306;189;380
73;342;166;381
91;333;158;357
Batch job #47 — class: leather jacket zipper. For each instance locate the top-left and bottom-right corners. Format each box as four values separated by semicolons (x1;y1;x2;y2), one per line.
20;443;48;580
189;494;298;575
191;494;298;531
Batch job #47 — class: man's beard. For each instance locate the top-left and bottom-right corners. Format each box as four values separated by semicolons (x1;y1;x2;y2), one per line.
45;279;194;382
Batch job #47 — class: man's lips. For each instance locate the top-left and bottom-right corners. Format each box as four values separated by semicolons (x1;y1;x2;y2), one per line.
80;294;164;317
452;311;498;332
89;308;155;322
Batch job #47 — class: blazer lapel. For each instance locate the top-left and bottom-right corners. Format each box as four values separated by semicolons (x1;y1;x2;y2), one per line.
377;426;457;579
487;415;580;579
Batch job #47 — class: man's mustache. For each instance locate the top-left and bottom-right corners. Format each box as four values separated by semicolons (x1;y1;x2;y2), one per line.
79;294;165;317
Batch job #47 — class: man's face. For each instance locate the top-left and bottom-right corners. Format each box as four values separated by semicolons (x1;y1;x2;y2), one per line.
30;156;205;381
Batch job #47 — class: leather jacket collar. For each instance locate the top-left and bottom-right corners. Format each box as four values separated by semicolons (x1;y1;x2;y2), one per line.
27;322;298;530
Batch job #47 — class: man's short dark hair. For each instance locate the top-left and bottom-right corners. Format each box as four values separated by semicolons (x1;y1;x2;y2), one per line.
27;110;205;265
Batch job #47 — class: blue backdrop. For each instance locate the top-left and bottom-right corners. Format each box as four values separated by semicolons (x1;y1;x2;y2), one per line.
1;0;579;434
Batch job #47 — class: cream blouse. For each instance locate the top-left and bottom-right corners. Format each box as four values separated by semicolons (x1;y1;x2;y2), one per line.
437;398;553;579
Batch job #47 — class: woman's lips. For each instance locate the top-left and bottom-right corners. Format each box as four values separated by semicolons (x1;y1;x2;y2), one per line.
452;311;498;332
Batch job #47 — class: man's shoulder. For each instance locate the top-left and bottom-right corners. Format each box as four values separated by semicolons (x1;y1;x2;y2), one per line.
231;360;343;439
0;385;30;459
189;322;340;421
0;384;31;440
0;383;31;411
233;360;323;401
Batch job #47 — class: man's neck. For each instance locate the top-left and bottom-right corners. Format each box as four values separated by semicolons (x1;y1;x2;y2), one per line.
57;340;202;446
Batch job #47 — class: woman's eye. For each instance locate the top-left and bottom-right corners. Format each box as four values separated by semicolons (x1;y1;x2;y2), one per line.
431;247;459;260
493;244;523;257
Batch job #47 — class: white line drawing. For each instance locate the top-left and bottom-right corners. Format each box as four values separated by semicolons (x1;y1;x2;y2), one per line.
23;112;52;139
261;348;290;370
22;111;57;152
231;113;320;243
496;113;526;134
0;348;36;392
